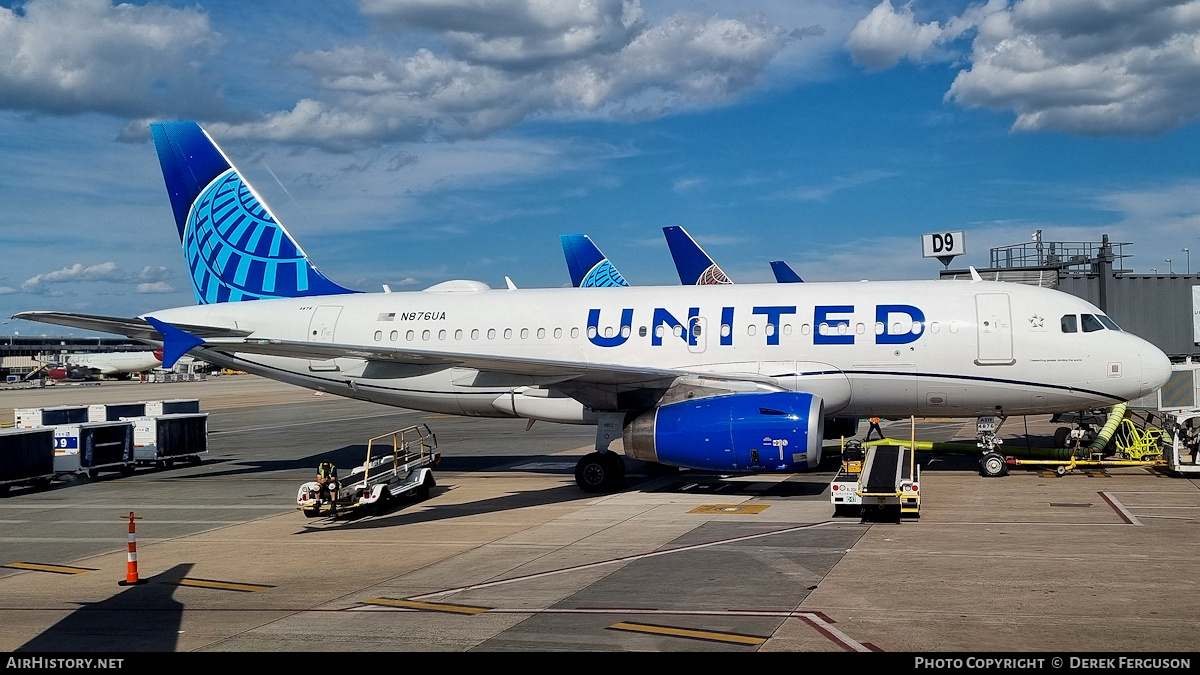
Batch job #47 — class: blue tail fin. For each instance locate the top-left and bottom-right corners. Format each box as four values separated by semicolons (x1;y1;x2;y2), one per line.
663;226;732;285
770;260;804;283
150;121;357;304
560;234;629;287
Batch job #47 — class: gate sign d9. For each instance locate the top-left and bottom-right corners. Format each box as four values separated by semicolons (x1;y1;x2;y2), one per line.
922;231;965;258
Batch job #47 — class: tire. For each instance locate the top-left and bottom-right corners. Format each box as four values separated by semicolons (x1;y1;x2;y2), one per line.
302;508;321;519
0;485;10;497
373;487;390;515
979;452;1008;478
417;473;436;500
155;461;166;471
1055;465;1068;477
188;455;202;466
120;464;135;477
575;452;616;493
86;468;99;480
33;477;52;490
1053;427;1070;448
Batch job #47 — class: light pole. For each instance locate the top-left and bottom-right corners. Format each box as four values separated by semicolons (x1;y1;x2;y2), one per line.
1166;259;1174;274
1151;268;1158;274
1184;248;1190;274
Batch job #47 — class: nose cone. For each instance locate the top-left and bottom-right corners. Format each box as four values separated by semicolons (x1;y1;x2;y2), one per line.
1141;345;1172;398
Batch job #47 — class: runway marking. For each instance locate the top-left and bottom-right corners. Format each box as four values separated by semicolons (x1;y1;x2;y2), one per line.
688;504;770;515
607;621;766;646
1099;491;1141;526
510;462;577;471
409;521;835;600
2;562;97;575
211;410;419;435
174;578;274;592
364;597;489;614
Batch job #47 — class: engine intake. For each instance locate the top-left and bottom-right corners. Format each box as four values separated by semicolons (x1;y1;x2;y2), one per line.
623;392;824;472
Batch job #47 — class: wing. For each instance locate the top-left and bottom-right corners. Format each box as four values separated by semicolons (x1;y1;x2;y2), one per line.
12;311;251;341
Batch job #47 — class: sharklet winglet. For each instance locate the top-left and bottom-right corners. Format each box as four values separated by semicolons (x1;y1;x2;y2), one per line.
145;316;205;369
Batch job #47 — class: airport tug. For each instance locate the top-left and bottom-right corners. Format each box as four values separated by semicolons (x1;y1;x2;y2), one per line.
298;425;439;518
831;418;920;518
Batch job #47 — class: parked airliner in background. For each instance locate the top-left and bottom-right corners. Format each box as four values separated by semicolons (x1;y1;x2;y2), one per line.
40;350;162;381
16;122;1172;492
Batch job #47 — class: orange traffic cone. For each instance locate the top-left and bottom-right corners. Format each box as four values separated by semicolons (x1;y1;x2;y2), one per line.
117;511;147;586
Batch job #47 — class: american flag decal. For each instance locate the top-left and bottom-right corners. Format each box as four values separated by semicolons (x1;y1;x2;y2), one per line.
378;313;396;321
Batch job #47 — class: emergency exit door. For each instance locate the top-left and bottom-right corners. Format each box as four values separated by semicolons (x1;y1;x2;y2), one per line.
307;305;342;371
975;293;1014;365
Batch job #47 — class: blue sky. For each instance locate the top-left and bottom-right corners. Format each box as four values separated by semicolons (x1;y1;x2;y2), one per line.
4;0;1200;336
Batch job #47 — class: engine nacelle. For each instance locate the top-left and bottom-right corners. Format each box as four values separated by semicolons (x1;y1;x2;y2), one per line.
623;392;824;473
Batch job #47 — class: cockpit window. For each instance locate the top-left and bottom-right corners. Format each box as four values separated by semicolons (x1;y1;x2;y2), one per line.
1081;314;1105;333
1060;315;1078;333
1097;315;1120;331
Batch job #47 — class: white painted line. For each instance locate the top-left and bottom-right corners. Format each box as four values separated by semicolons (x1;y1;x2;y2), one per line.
212;410;419;435
797;612;873;653
1139;515;1194;520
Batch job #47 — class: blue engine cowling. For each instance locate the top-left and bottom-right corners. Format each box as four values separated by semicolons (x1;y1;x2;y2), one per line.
623;392;825;472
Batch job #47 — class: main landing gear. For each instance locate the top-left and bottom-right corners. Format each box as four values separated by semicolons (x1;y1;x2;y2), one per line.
574;451;626;493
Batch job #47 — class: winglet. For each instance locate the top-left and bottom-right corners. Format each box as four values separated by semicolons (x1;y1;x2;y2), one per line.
505;276;518;290
145;316;205;368
769;260;804;283
969;266;983;282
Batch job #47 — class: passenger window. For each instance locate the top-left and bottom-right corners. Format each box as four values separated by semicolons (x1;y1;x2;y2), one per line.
672;325;683;338
655;325;665;338
1061;315;1077;333
389;330;398;341
520;328;529;339
421;330;430;341
783;324;793;336
930;322;940;334
721;324;731;337
471;329;479;340
537;328;545;339
856;323;865;335
374;330;382;341
454;329;462;340
572;327;580;339
1081;314;1104;332
504;328;513;339
438;330;446;340
693;324;701;337
766;323;776;337
554;328;562;338
406;330;415;341
801;324;811;335
587;326;597;339
1098;315;1121;331
748;324;757;336
875;322;884;335
487;329;496;340
621;325;631;338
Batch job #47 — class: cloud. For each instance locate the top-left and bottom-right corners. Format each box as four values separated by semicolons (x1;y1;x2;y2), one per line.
672;177;705;193
947;0;1200;135
208;3;792;150
135;281;175;294
0;0;223;118
0;286;16;295
846;0;946;70
21;262;174;294
776;169;897;201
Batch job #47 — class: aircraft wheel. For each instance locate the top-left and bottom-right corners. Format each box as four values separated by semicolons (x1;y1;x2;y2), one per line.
1053;427;1070;448
575;452;617;493
979;452;1008;478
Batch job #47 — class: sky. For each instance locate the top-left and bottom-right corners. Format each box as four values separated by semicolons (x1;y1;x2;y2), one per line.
3;0;1200;337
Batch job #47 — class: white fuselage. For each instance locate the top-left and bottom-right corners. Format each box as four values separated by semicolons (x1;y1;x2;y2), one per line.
61;351;161;377
144;279;1171;421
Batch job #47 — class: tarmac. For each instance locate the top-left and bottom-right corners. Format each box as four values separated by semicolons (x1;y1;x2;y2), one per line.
0;375;1197;652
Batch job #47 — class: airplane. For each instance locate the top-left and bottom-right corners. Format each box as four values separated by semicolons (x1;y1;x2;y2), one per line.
770;261;804;283
40;350;162;381
561;234;629;287
15;121;1173;494
663;226;733;285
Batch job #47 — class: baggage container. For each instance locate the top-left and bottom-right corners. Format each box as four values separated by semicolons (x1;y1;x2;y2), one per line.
52;421;135;478
86;402;147;422
0;428;56;495
15;405;89;429
143;399;201;416
130;413;208;468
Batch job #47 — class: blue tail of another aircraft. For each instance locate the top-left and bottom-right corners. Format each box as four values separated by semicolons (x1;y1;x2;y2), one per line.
560;234;629;287
150;121;357;304
663;226;732;285
770;260;804;283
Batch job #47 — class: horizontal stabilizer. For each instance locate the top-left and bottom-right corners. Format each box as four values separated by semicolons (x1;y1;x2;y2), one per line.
770;260;804;283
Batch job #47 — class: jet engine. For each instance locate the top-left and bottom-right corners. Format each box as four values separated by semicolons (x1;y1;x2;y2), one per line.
623;391;824;472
